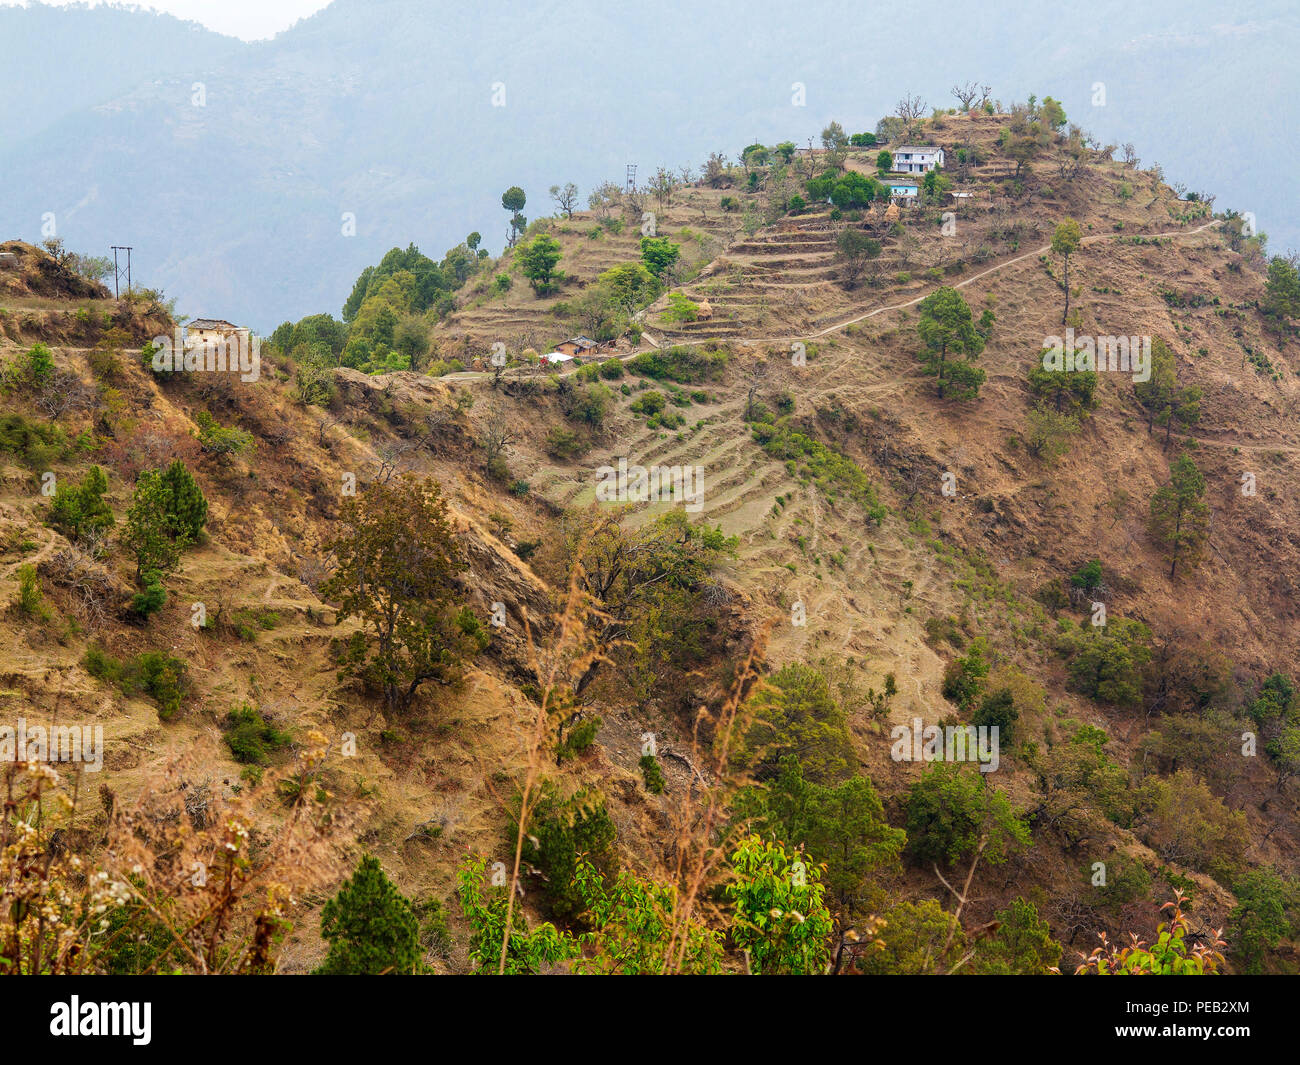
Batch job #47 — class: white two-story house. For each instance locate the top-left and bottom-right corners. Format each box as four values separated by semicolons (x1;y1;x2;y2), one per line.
892;146;944;174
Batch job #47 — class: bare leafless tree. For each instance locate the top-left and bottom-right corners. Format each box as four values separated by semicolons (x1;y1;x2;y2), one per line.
951;82;981;110
741;355;770;420
549;182;579;219
896;94;928;139
648;167;678;208
480;403;515;477
587;181;621;219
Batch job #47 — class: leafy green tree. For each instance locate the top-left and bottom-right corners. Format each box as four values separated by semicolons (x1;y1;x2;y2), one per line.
972;898;1062;974
517;234;562;295
916;286;986;400
875;149;893;173
1040;96;1067;130
819;121;848;167
569;510;736;700
1134;770;1247;874
639;236;681;278
1077;893;1226;974
855;898;958;974
727;836;834;974
322;475;476;711
835;229;882;289
456;856;578;974
596;261;659;316
1228;868;1300;974
1051;218;1082;324
48;465;113;541
905;764;1029;867
572;860;722;974
742;663;856;783
316;856;421;975
1263;255;1300;330
1149;453;1209;578
922;168;950;202
1249;672;1296;727
828;171;882;209
941;639;988;711
739;755;904;912
1064;616;1153;707
1024;407;1080;463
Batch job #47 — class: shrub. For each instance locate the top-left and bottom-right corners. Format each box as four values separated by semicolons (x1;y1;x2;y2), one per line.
223;704;292;765
545;425;587;458
133;651;188;720
727;836;834;975
14;564;49;620
628;344;728;383
0;412;68;469
639;753;666;794
194;411;254;456
129;571;168;618
630;390;667;416
941;640;989;710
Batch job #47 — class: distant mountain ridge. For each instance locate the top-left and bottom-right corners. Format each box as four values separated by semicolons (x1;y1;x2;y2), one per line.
2;0;1296;329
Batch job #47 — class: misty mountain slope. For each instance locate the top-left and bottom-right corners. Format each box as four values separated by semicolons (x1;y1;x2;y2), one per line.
1;0;1295;330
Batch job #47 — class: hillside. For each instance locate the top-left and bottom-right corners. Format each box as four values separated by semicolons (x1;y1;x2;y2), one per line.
4;103;1300;978
1;0;1298;330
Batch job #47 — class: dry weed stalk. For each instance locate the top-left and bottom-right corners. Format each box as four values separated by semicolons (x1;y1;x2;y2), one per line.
661;623;768;973
495;548;609;974
1;732;358;974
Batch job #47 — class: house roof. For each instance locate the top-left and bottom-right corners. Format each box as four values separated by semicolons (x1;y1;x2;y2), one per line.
894;146;942;154
542;351;575;363
188;318;238;330
563;336;598;349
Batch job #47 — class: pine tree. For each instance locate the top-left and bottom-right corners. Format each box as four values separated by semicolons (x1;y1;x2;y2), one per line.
316;856;421;975
916;286;986;400
48;465;114;540
1134;338;1201;449
157;459;208;541
1149;452;1209;578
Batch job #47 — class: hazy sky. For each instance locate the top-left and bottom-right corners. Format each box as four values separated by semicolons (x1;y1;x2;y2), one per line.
1;0;330;39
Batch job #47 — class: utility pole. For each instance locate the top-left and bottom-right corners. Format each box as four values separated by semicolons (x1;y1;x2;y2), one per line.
110;245;133;298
